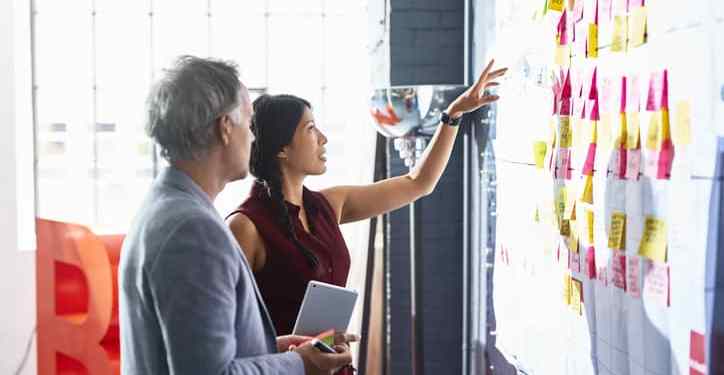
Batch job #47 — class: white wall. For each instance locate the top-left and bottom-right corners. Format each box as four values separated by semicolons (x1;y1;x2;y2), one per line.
0;0;38;373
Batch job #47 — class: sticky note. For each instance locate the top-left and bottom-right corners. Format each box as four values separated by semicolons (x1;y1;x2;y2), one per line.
643;259;670;307
559;116;573;148
582;143;597;176
646;112;660;150
534;206;540;222
581;175;594;205
555;45;570;66
629;6;647;48
588;23;598;58
626;255;641;298
657;139;674;180
626;112;641;149
608;212;626;250
639;216;667;262
598;114;613;150
626;149;641;180
570;251;581;272
561;219;571;236
586;246;596;279
660;108;671;142
616;112;628;148
563;273;572;305
674;101;692;147
549;0;565;12
612;252;627;291
556;187;568;219
611;15;628;52
557;10;569;45
569;225;580;252
585;209;594;244
570;278;583;315
533;141;547;168
565;195;577;220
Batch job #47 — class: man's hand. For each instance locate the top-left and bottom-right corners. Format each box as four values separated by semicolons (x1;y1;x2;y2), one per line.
446;59;507;119
294;340;352;375
277;335;313;352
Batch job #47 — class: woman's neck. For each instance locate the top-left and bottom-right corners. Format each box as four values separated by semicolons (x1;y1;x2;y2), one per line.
280;172;305;206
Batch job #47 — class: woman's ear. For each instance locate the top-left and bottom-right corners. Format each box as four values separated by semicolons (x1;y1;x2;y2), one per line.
276;146;289;160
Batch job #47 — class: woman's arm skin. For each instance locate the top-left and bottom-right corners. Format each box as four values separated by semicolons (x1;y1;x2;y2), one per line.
228;212;267;272
322;60;507;224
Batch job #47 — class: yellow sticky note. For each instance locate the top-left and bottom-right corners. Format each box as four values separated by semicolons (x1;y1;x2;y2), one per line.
629;6;647;48
626;112;641;149
598;114;613;150
555;45;570;66
572;119;585;148
660;108;671;142
588;23;599;58
608;212;626;250
533;141;547;169
581;175;593;205
563;273;572;305
674;101;692;146
559;117;572;148
639;216;667;262
556;187;568;219
564;194;576;220
570;278;583;315
589;120;598;144
534;206;540;222
569;223;579;253
549;0;564;12
612;15;628;52
586;210;594;244
646;111;661;150
561;219;571;236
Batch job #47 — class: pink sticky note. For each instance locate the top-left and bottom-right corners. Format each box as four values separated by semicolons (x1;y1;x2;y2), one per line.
620;76;627;113
589;68;599;100
628;0;644;11
644;149;658;177
657;139;675;179
583;142;597;175
646;72;662;112
617;148;628;179
597;265;608;286
601;0;613;21
562;148;572;179
586;246;597;279
562;69;572;99
661;69;669;110
612;252;627;291
627;255;641;298
558;10;569;45
571;251;581;273
573;0;585;22
626;149;641;180
601;77;613;114
629;75;641;112
589;98;600;121
643;259;670;306
560;99;572;116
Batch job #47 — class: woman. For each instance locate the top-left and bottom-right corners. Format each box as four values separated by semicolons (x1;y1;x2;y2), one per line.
227;60;506;342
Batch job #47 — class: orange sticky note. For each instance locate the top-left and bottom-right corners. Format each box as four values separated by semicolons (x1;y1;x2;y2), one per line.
611;15;628;52
588;23;599;58
629;6;647;48
533;141;547;168
570;278;583;315
608;212;626;250
638;216;667;262
626;112;641;149
674;101;691;146
581;175;593;205
559;117;573;148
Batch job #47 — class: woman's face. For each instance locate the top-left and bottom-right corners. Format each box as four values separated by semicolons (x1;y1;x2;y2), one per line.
280;106;328;176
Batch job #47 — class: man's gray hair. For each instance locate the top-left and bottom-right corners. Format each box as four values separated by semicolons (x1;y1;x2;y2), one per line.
146;55;242;162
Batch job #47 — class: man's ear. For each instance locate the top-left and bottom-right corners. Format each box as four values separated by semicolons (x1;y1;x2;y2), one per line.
217;115;233;146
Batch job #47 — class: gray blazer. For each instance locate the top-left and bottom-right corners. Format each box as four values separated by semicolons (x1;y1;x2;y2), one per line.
119;167;304;375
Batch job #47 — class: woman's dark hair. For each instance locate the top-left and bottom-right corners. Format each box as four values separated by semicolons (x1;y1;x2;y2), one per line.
250;94;319;268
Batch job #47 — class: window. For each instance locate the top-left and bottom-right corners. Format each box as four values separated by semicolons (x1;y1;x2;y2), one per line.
29;0;373;235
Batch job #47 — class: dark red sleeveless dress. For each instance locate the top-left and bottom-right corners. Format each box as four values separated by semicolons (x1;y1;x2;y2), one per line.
228;181;352;337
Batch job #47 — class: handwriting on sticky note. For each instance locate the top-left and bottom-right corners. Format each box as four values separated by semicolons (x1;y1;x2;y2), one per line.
626;255;641;298
626;149;641;180
581;175;594;204
626;112;641;149
639;216;667;262
561;219;571;236
533;141;547;169
556;187;568;219
629;6;647;48
586;209;594;244
608;212;626;250
559;117;572;148
570;251;581;272
611;15;628;52
563;273;572;305
570;278;583;315
643;259;669;306
586;246;596;279
588;23;598;58
646;111;660;150
611;252;627;291
674;101;692;146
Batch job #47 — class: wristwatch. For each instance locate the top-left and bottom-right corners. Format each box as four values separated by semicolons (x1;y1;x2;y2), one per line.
440;111;462;127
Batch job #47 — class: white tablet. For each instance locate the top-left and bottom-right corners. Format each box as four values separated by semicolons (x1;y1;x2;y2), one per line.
292;280;359;336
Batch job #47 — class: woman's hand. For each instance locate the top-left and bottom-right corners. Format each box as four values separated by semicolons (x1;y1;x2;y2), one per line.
446;59;507;119
277;334;313;352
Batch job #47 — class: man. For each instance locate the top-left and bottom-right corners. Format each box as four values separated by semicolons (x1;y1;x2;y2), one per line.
119;55;352;375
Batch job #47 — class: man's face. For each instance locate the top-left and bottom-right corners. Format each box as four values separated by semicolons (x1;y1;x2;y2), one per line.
227;88;254;181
